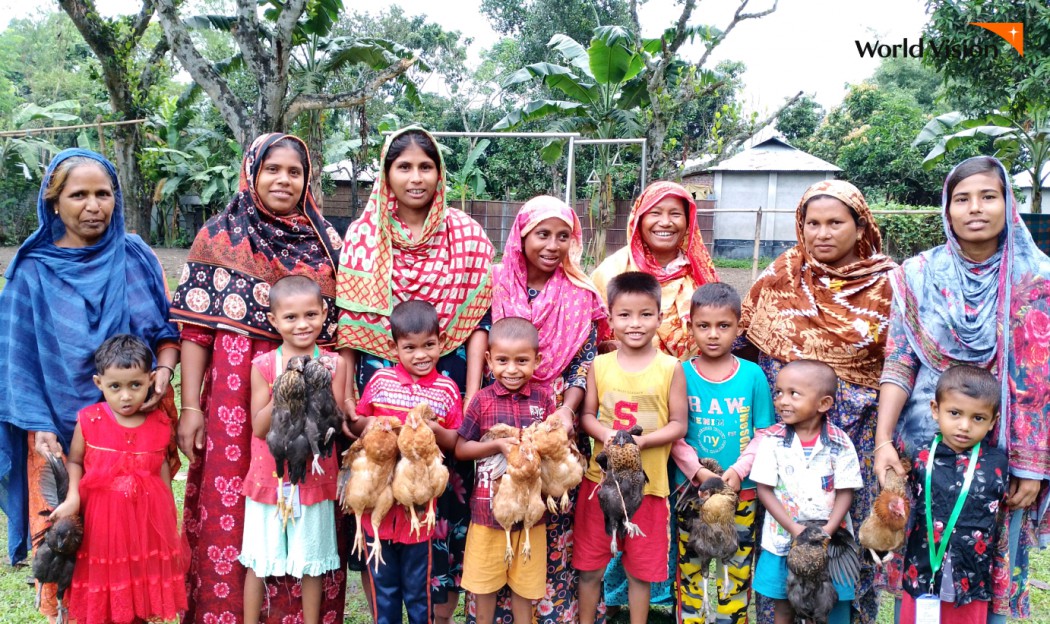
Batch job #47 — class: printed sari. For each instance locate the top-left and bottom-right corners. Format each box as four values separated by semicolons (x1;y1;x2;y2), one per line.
171;133;346;624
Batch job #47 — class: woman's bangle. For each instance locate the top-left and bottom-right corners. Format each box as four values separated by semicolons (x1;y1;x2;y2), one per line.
181;406;204;414
873;440;894;453
155;364;175;376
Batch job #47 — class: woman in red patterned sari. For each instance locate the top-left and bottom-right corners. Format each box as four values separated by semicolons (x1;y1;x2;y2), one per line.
171;133;345;624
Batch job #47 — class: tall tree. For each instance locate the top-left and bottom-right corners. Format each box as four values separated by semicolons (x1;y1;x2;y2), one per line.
629;0;799;179
58;0;171;240
776;94;823;143
481;0;631;65
914;0;1050;212
923;0;1048;118
154;0;415;151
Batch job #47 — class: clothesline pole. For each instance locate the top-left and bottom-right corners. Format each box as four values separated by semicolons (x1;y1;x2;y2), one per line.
751;205;764;282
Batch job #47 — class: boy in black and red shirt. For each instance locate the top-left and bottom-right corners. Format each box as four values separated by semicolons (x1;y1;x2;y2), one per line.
901;365;1008;624
455;317;555;624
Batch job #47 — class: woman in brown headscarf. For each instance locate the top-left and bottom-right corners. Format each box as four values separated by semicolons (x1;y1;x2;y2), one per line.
740;179;897;624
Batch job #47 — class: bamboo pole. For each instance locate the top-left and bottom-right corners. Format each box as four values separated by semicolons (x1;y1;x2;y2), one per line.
751;205;764;282
0;118;146;138
95;116;106;157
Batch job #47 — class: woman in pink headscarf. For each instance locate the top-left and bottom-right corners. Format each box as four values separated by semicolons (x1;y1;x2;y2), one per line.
470;195;608;624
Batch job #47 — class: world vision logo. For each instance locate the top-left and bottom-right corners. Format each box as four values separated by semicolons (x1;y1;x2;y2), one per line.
970;22;1024;56
855;22;1024;59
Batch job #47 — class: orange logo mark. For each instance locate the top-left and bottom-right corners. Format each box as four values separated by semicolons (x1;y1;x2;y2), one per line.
970;22;1024;56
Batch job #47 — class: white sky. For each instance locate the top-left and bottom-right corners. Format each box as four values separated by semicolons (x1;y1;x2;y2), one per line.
1;0;931;113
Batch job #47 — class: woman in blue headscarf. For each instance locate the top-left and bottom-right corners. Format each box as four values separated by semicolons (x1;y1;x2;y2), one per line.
0;149;179;616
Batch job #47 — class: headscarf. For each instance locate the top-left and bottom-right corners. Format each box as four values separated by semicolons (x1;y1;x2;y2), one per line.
740;179;897;388
170;133;342;343
0;149;179;562
890;157;1050;478
491;196;608;389
336;126;494;360
591;181;718;359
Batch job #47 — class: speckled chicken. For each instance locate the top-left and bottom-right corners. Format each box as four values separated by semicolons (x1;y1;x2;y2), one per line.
527;412;584;514
676;458;739;608
392;403;449;538
302;356;344;475
267;355;310;525
483;424;545;564
342;416;401;570
32;454;82;624
595;425;647;555
786;521;860;624
858;457;911;564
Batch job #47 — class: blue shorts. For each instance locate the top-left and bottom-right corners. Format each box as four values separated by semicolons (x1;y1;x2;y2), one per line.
753;549;854;601
238;498;340;578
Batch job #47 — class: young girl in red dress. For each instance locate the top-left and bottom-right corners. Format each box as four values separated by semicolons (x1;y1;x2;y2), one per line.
50;334;187;624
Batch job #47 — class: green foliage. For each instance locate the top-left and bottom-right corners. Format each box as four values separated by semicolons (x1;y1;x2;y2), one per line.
871;202;944;262
480;0;632;66
804;83;978;206
872;57;945;114
923;0;1049;119
447;139;491;209
776;95;824;142
914;107;1050;212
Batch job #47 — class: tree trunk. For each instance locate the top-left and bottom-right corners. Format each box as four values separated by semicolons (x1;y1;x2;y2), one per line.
113;121;152;241
305;110;325;212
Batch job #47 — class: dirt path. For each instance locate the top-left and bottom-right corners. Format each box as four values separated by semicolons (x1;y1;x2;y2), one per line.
0;246;756;294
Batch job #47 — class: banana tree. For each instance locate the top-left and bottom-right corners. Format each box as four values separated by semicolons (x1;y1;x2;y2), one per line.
0;100;81;180
493;26;647;258
914;106;1050;213
447;139;491;211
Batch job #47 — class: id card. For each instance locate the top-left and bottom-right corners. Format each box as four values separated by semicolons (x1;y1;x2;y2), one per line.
280;482;302;519
915;594;940;624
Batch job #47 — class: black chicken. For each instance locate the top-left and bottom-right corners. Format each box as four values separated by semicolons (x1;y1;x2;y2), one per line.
786;521;860;624
595;425;647;555
267;355;310;525
32;454;83;624
302;356;344;475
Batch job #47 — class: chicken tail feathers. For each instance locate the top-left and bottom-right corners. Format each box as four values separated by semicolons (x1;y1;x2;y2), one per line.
38;454;68;510
827;528;861;588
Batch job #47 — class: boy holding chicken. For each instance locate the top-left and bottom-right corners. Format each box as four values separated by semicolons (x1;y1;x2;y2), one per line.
351;300;463;624
749;359;862;624
574;271;688;624
455;317;556;624
671;283;774;624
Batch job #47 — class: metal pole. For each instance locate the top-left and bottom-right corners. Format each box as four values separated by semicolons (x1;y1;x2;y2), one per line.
640;140;647;191
751;205;764;283
566;136;576;206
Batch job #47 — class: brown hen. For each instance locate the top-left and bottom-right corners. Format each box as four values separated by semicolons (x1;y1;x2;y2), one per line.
858;457;912;564
676;459;739;612
392;403;449;538
341;416;401;570
484;425;545;564
526;413;584;514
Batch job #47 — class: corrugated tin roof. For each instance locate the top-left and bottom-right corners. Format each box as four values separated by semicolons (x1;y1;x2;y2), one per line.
707;137;841;172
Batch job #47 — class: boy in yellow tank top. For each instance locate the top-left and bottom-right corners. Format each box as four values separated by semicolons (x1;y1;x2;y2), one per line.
574;271;687;624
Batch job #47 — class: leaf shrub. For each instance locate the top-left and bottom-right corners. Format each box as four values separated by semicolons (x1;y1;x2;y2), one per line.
871;201;944;262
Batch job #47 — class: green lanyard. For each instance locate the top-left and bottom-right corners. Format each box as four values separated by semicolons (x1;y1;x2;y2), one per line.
924;434;980;593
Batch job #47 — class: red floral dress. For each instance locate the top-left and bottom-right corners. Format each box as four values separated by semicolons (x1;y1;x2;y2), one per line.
67;403;188;624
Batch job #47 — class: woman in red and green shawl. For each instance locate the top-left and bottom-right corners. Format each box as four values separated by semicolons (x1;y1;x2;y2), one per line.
336;126;494;624
171;133;345;624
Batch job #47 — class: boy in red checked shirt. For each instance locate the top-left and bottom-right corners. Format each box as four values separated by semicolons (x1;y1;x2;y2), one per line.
350;300;463;624
455;317;555;624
